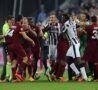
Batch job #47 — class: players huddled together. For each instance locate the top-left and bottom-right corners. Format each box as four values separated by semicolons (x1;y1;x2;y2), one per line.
0;12;98;83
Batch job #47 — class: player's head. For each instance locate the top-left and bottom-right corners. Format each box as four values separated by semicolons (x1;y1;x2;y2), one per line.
22;17;29;30
27;17;34;25
91;15;97;23
15;14;23;23
49;14;58;24
70;12;77;21
22;17;29;25
61;13;69;23
6;15;14;27
80;13;86;21
80;13;90;21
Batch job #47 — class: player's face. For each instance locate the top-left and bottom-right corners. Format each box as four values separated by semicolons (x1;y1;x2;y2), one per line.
22;17;29;30
11;18;15;25
7;19;13;27
80;14;86;21
50;15;57;24
70;15;76;21
22;17;29;25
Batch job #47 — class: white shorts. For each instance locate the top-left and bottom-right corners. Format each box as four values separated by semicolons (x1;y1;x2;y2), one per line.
66;43;80;59
49;45;57;60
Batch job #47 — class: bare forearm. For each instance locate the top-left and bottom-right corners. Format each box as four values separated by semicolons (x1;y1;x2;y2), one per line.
29;29;37;37
20;32;34;43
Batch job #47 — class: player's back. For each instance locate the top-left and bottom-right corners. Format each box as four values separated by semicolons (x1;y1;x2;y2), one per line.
64;20;79;45
86;23;98;48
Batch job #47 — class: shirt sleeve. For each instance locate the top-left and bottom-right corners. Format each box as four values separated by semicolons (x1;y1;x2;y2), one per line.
62;23;69;33
2;24;10;36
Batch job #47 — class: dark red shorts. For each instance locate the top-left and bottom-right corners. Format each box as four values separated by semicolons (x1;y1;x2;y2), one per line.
57;40;69;60
8;43;26;61
83;43;98;63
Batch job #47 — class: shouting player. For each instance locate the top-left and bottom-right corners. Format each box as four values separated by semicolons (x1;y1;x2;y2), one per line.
63;13;88;81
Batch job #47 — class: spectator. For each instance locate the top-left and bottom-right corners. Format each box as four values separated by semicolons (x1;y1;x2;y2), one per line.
37;4;47;23
81;0;93;11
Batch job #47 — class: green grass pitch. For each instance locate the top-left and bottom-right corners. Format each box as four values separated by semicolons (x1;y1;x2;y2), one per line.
0;67;98;90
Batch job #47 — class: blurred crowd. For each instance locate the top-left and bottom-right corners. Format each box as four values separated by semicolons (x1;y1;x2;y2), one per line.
35;0;98;24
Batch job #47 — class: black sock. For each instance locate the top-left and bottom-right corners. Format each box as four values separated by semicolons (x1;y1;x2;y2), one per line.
32;58;38;78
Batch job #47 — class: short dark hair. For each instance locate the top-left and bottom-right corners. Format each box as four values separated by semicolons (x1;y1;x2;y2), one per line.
15;14;23;22
6;15;13;22
62;13;70;22
91;15;97;23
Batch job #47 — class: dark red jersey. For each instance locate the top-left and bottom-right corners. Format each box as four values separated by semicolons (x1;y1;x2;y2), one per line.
57;33;69;60
83;23;98;62
5;23;23;44
86;23;98;47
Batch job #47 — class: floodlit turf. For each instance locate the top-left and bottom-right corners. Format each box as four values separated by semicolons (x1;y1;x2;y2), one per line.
0;79;98;90
0;67;98;90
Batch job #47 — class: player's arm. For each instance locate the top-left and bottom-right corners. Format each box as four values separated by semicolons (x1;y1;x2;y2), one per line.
40;25;50;40
43;23;51;32
19;31;35;46
77;24;87;37
62;23;69;33
28;26;37;37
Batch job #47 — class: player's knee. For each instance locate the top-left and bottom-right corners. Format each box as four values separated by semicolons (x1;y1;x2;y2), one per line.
7;55;11;62
79;63;84;68
66;56;74;65
23;56;28;64
12;60;17;68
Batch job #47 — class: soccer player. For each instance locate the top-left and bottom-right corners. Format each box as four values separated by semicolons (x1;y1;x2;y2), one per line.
5;15;35;82
42;14;61;81
27;18;42;80
48;14;69;81
63;13;88;81
79;13;90;57
20;17;36;81
0;15;14;82
83;16;98;81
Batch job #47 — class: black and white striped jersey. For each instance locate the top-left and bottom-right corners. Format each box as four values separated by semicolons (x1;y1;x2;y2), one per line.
63;20;79;45
44;23;61;45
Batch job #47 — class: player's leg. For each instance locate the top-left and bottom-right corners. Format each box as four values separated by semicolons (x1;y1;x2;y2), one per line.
49;45;57;74
67;56;80;77
15;44;28;81
66;46;80;77
11;60;17;81
0;44;7;81
94;63;98;81
55;60;66;81
25;48;34;81
75;44;88;81
32;56;39;79
41;46;49;75
88;61;94;77
5;45;16;82
6;55;12;82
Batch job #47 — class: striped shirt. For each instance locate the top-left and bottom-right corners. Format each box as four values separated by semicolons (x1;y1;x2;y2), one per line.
44;23;61;45
63;20;79;45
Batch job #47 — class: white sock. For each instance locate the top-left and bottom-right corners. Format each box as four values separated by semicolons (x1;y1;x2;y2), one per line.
70;63;80;75
80;67;88;81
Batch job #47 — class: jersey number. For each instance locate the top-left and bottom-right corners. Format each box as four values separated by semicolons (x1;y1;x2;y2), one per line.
92;30;98;40
7;30;14;37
